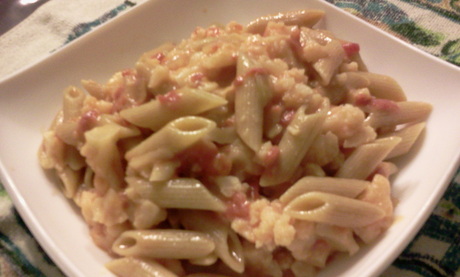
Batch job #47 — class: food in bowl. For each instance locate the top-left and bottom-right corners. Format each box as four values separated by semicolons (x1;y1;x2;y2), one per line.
38;10;432;277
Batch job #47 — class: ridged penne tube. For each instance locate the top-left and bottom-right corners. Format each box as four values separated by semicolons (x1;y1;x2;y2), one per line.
126;116;216;160
313;39;345;85
112;230;215;259
138;178;226;212
106;257;178;277
362;72;407;101
246;9;325;34
338;72;406;101
63;86;85;121
381;122;426;159
120;88;227;131
54;121;79;146
335;136;402;180
280;176;369;204
81;124;140;192
81;79;105;99
367;101;432;129
180;211;245;273
260;106;326;186
235;53;271;152
284;192;385;227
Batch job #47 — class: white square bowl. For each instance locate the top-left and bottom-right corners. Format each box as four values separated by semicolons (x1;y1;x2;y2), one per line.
1;0;459;276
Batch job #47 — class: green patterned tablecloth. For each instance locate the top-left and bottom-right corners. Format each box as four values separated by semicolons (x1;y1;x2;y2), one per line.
0;0;459;276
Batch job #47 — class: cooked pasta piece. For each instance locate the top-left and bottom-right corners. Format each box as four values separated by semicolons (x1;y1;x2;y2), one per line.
313;39;346;85
381;122;426;159
335;136;402;180
81;123;140;193
127;177;226;212
150;179;226;211
260;105;327;186
180;210;245;273
280;176;369;204
63;86;86;121
337;72;407;101
112;230;215;259
106;257;178;277
120;88;227;131
284;192;385;227
247;9;325;34
126;116;215;160
367;101;432;129
234;53;272;152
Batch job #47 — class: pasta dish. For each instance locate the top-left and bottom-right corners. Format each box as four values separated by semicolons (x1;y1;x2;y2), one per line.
38;10;432;277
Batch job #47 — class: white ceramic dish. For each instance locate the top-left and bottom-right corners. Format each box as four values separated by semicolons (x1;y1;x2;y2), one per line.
1;0;459;276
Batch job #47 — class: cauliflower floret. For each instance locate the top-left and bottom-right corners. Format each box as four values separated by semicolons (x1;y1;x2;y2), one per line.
231;199;296;250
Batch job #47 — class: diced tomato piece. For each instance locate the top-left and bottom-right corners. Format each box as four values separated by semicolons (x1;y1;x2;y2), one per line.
151;52;166;63
225;192;250;220
280;109;295;126
176;140;230;177
189;72;204;86
342;42;360;57
78;110;99;134
371;98;399;112
264;146;280;167
354;92;372;106
157;90;181;108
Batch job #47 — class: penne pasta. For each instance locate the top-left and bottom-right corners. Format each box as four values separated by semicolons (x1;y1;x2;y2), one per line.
260;105;327;186
112;230;215;259
337;72;407;101
106;257;178;277
367;101;432;129
247;9;325;34
63;86;86;121
120;88;227;131
234;52;272;152
126;116;215;160
81;123;140;193
381;122;426;159
128;178;226;212
335;136;402;180
284;192;386;227
280;176;369;204
313;39;346;85
180;210;245;273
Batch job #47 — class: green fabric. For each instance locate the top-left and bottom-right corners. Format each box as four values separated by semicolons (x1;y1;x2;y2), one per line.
0;0;459;276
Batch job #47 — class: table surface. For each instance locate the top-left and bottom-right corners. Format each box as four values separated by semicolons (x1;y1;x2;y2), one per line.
0;0;459;277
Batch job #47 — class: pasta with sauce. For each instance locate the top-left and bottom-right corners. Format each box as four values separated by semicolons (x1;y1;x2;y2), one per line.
38;9;432;277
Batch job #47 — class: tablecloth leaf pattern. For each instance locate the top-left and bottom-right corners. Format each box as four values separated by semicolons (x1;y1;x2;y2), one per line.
0;0;459;276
